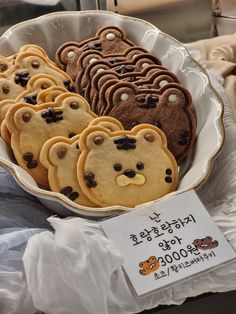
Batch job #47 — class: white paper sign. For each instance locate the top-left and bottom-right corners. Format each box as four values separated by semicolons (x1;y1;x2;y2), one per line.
100;190;236;296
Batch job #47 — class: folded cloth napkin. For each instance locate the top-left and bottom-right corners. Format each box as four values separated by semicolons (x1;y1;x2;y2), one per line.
190;33;236;121
22;71;236;314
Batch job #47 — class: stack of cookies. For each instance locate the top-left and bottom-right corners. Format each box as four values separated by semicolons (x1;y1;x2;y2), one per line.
0;25;197;208
55;26;196;163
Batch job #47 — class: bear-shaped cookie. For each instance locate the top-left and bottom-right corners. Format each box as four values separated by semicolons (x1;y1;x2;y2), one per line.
0;73;68;123
105;81;196;162
90;66;178;115
40;116;123;207
77;53;164;96
5;92;96;187
77;124;178;207
0;75;69;146
55;25;136;73
0;51;74;101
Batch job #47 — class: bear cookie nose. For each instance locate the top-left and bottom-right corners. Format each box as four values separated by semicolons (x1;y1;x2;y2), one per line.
124;169;136;178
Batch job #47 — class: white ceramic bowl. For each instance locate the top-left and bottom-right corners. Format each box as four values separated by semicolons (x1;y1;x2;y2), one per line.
0;10;224;218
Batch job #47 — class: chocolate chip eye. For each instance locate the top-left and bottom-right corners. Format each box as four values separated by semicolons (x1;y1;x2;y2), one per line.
136;162;144;170
68;132;76;138
154;121;161;129
113;163;122;171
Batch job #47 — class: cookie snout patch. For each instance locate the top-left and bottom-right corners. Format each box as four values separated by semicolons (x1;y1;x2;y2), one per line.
116;171;146;187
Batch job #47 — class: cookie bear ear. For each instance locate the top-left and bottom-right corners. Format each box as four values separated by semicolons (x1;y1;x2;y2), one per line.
15;51;49;69
40;135;80;169
150;72;179;89
125;47;147;59
80;51;104;69
0;99;16;124
26;73;58;92
159;83;191;109
109;82;138;107
89;116;124;132
96;26;126;41
6;105;36;133
134;56;157;70
0;77;23;100
19;44;48;59
0;57;11;73
48;142;72;166
37;86;67;103
88;61;111;79
55;42;81;68
55;92;96;116
133;125;167;148
80;127;111;151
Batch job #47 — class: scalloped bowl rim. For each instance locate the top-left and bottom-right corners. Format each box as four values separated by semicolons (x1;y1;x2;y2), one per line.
0;10;224;217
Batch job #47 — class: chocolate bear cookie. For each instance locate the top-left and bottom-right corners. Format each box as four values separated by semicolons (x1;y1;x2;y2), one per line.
55;25;137;73
90;66;178;115
105;81;196;162
77;124;178;207
77;53;164;96
0;51;74;101
64;46;148;82
75;46;161;87
40;116;123;206
5;92;96;187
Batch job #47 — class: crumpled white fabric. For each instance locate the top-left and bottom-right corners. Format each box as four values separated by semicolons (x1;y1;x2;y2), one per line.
0;228;45;314
22;64;236;314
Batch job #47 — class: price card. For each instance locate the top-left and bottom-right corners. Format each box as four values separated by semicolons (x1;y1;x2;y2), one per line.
100;190;236;296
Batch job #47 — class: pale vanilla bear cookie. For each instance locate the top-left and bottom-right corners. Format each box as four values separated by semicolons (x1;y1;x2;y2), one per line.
5;92;96;187
0;73;68;123
40;116;123;207
36;86;68;104
0;74;69;146
0;44;53;76
77;124;178;207
0;51;74;101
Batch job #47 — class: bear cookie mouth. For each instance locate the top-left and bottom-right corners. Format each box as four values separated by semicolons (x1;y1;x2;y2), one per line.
116;173;146;187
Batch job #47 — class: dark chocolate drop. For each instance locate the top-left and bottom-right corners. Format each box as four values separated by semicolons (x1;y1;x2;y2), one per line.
60;186;73;196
